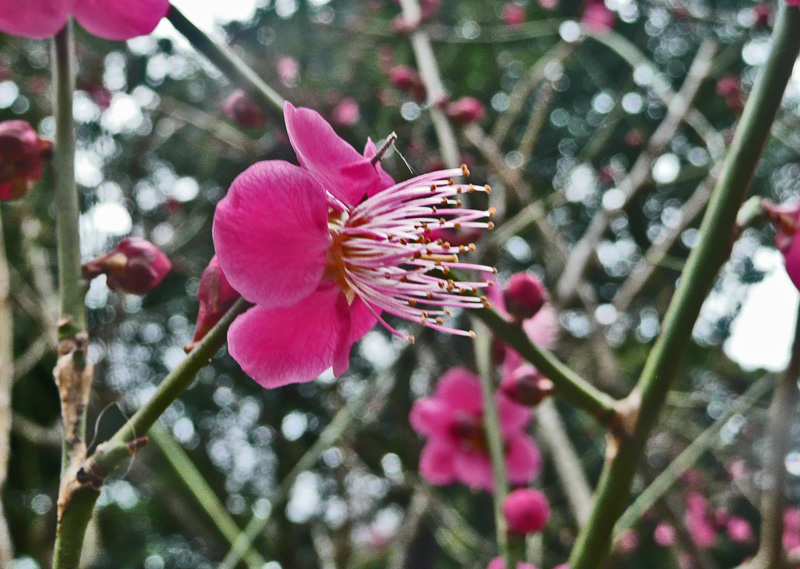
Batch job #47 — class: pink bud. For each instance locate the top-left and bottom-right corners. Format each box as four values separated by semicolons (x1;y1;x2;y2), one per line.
582;1;615;34
388;65;426;100
332;97;360;127
0;120;53;201
500;365;554;406
763;200;800;290
617;529;639;553
753;3;771;26
83;237;171;294
624;129;644;148
502;3;526;28
726;517;754;544
222;90;268;129
503;273;548;322
654;523;677;547
502;488;550;534
446;96;486;125
185;256;240;352
716;75;741;98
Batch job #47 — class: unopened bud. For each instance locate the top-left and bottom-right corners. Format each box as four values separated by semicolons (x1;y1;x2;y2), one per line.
83;237;171;294
222;90;268;129
0;120;52;201
502;488;550;534
500;365;554;406
502;3;526;28
503;273;547;322
388;65;427;101
185;256;240;352
445;96;485;125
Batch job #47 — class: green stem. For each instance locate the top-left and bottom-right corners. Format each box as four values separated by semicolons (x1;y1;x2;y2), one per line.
567;6;800;569
149;422;267;569
473;307;617;425
52;22;83;342
166;6;285;118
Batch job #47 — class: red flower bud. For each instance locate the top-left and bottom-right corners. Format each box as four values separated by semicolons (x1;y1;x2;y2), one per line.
502;488;550;534
222;89;268;129
0;120;53;201
500;365;554;406
445;96;485;125
502;3;526;28
503;273;547;322
185;256;240;352
83;237;171;294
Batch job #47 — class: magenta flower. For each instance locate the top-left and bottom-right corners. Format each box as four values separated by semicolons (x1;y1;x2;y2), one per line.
502;3;527;28
726;516;754;544
783;508;800;551
487;559;538;569
763;200;800;290
684;492;718;549
654;523;677;547
185;256;241;353
214;103;495;388
332;98;361;127
0;0;169;40
503;488;550;534
409;368;541;492
582;1;615;34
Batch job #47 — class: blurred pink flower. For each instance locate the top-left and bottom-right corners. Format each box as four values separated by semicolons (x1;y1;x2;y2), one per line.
784;508;800;551
763;200;800;290
503;488;550;534
446;96;486;125
684;492;718;549
185;256;241;353
277;56;299;85
726;516;754;544
83;238;171;295
502;3;527;28
617;528;639;553
410;368;541;492
654;523;677;547
0;0;169;40
487;558;538;569
332;97;360;127
0;120;52;201
582;1;615;34
223;90;268;129
214;104;496;388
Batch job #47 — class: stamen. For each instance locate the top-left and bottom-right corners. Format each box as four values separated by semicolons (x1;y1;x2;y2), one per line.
370;132;398;166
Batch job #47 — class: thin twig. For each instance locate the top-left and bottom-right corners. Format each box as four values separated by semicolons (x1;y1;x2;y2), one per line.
0;209;15;566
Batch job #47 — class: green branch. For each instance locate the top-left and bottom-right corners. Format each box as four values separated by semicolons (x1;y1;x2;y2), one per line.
166;6;285;118
567;6;800;569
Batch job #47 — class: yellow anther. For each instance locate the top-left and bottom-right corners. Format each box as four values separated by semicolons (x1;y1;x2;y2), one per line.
469;330;477;339
487;221;495;230
448;178;456;185
488;207;496;217
408;335;415;344
485;185;492;194
461;164;470;177
468;243;476;252
435;317;444;325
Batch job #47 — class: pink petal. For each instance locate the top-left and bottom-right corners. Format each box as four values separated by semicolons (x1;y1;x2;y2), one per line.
434;368;484;414
419;440;458;485
784;232;800;290
227;284;351;389
363;137;396;197
284;102;382;206
74;0;169;40
454;449;495;492
332;297;379;376
497;392;532;435
522;305;559;349
0;0;70;39
505;434;541;485
213;160;330;309
409;398;453;438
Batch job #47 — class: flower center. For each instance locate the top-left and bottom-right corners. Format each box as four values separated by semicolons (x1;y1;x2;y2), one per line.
322;165;497;343
450;412;488;452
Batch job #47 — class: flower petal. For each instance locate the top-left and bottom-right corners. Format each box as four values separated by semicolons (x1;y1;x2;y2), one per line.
228;285;351;389
213;160;330;308
74;0;169;40
419;440;458;485
332;296;378;376
498;392;532;435
505;434;541;485
434;367;484;414
454;450;495;492
0;0;70;39
284;102;381;206
522;305;559;349
409;398;453;438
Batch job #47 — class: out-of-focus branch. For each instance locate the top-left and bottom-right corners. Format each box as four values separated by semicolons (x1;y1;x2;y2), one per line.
556;39;718;304
397;0;459;169
738;304;800;569
0;211;14;567
387;488;432;569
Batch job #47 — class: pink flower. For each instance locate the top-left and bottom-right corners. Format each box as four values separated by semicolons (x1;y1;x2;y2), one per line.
487;558;538;569
503;488;550;534
502;4;527;28
684;492;718;549
0;0;169;40
783;508;800;551
409;368;541;492
213;104;495;388
654;523;677;547
446;96;486;125
726;517;754;544
185;256;241;353
332;97;361;127
82;237;171;294
0;120;52;201
616;529;639;553
277;56;299;85
763;200;800;289
582;1;615;34
500;365;554;406
787;0;800;8
223;90;268;129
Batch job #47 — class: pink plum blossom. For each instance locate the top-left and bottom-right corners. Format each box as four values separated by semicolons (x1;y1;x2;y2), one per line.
502;4;527;28
582;1;615;34
726;516;754;544
0;0;169;40
487;558;538;569
277;56;299;85
654;523;677;547
503;488;550;534
83;238;171;295
409;368;541;492
332;98;361;127
787;0;800;7
185;256;241;353
0;120;52;201
763;200;800;290
503;273;548;322
616;529;639;553
684;492;718;549
446;96;486;125
784;508;800;551
214;103;496;388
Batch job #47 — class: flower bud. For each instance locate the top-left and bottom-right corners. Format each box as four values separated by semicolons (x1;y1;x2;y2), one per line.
83;237;171;294
388;65;426;100
502;3;526;28
502;488;550;534
500;365;554;406
222;90;268;129
503;273;547;322
445;96;485;125
185;256;240;352
654;523;677;547
0;120;53;201
727;517;754;544
763;200;800;290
